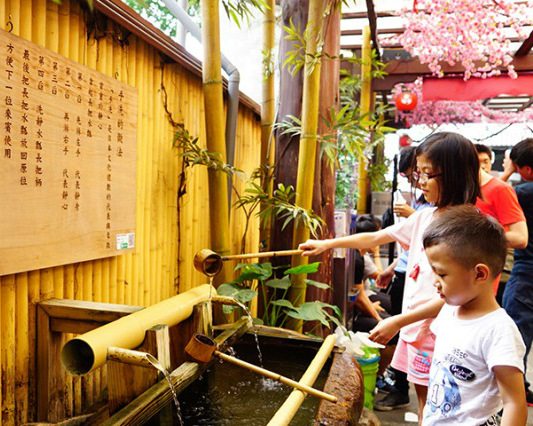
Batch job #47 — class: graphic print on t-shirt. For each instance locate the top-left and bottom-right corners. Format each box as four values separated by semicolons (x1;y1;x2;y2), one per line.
426;360;462;419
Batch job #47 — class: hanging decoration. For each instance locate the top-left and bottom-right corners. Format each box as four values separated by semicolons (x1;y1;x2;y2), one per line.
395;91;418;111
392;78;533;126
383;0;533;80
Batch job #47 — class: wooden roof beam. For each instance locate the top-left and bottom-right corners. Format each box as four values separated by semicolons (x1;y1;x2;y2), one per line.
515;30;533;56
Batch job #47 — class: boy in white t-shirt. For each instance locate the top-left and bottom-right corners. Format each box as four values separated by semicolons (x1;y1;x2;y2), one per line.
421;206;526;426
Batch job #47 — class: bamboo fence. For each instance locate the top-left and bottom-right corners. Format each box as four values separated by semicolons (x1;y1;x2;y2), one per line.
0;0;261;423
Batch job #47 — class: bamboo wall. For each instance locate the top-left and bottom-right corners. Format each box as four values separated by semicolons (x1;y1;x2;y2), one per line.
0;0;261;424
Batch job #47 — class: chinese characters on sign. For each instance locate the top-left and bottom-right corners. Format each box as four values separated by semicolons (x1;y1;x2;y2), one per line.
0;28;137;276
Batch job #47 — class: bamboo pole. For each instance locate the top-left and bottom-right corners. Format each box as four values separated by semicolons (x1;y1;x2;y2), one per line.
200;0;231;286
61;284;212;375
267;334;337;426
259;0;276;252
356;25;372;214
288;0;326;330
215;351;337;402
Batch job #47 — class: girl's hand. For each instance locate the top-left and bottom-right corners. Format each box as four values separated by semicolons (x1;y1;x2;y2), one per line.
376;268;394;289
298;239;330;256
372;301;385;313
393;203;416;218
368;316;401;345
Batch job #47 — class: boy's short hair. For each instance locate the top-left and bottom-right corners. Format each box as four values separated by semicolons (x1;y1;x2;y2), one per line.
356;214;382;234
474;143;492;156
510;138;533;168
422;206;507;277
399;146;417;174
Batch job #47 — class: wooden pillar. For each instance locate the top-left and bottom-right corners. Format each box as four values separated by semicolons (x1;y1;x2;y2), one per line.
36;305;68;422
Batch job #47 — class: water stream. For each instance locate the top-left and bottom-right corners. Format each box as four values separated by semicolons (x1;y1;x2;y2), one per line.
146;355;185;426
233;300;264;368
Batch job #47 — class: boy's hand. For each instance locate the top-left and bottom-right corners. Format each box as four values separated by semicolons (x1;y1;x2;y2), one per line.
494;365;527;426
368;316;401;345
298;239;329;256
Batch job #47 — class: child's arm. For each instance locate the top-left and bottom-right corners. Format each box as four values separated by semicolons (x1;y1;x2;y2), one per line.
375;259;398;289
299;229;395;257
494;365;527;426
352;283;382;322
368;298;445;344
371;246;383;273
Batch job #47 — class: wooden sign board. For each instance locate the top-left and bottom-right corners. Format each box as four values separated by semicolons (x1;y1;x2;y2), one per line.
0;29;137;276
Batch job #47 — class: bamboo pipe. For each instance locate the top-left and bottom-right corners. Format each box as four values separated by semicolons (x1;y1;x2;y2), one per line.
185;334;336;403
216;351;336;403
267;334;337;426
223;249;304;261
61;284;212;376
194;248;304;276
107;347;163;371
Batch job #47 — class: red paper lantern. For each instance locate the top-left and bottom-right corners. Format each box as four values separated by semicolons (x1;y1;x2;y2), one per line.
399;135;412;147
395;91;418;111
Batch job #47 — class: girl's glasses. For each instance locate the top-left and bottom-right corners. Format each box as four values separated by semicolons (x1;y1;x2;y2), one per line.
412;170;441;182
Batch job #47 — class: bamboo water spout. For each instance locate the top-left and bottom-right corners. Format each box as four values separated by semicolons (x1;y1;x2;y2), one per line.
194;249;304;276
61;284;212;376
185;334;337;403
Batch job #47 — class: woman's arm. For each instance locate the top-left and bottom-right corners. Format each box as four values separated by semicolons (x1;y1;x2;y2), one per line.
299;229;395;257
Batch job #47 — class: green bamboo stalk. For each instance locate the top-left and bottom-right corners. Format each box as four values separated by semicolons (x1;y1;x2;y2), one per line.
259;0;276;252
288;0;327;331
357;25;372;214
201;0;231;285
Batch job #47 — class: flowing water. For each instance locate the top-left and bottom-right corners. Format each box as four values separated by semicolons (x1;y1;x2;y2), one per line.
146;355;185;426
146;338;329;425
233;300;263;367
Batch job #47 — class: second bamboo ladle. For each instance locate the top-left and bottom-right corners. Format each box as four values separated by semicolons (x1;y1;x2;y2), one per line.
185;334;337;403
194;248;304;277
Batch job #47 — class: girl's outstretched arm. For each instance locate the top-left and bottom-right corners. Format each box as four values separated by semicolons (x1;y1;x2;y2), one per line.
299;229;395;257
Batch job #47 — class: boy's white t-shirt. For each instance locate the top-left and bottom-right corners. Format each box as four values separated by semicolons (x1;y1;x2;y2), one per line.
386;206;438;342
422;304;525;426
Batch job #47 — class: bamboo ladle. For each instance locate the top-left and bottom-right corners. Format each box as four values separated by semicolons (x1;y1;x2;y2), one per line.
193;248;304;277
185;334;337;403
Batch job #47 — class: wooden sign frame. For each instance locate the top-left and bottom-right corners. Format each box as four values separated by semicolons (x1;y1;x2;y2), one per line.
0;29;138;276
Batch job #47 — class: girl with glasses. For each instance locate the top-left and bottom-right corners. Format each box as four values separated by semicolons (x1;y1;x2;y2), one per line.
299;132;481;425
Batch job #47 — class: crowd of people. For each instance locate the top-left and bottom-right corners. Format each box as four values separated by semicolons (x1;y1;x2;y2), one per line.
299;133;533;426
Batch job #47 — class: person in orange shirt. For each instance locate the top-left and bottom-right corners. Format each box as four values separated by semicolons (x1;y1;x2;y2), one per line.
474;144;527;295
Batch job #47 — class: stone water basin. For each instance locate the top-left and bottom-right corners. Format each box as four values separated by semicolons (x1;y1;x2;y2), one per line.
144;332;364;426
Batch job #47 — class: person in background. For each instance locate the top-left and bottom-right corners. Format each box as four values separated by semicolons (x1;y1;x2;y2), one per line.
501;138;533;406
475;143;493;173
474;143;528;296
374;145;431;411
421;206;526;426
350;215;396;378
